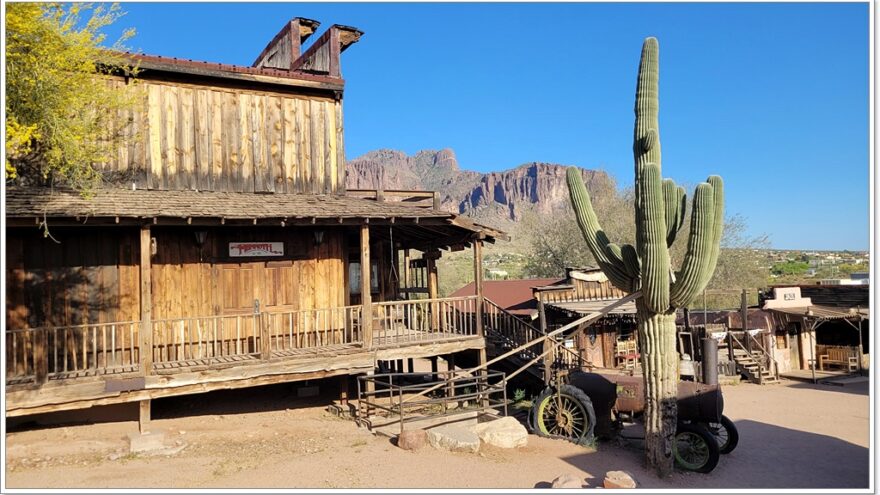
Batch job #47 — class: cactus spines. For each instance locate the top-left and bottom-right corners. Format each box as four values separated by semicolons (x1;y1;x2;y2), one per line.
566;37;724;477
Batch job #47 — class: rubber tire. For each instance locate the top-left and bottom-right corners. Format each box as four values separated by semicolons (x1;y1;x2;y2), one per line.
673;422;721;473
707;415;739;454
531;385;596;445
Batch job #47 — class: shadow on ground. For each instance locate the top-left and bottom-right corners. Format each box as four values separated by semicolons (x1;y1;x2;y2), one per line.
784;379;869;397
556;418;869;489
6;378;344;432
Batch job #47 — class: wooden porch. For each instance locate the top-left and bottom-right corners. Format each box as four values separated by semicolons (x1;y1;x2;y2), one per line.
5;296;484;417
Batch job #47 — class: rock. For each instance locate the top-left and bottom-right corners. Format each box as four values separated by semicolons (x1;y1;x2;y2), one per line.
603;471;637;489
426;424;480;453
551;474;585;489
397;429;428;451
471;417;528;449
127;430;167;454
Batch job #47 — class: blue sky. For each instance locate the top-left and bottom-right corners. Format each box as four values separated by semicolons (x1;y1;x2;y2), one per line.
105;2;870;251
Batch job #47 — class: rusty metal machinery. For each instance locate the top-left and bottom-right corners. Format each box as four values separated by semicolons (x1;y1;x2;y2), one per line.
530;370;736;473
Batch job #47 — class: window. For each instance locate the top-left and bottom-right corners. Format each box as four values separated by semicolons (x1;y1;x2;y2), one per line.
349;261;379;295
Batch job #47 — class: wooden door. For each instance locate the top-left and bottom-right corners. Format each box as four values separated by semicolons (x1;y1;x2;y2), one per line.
220;262;262;315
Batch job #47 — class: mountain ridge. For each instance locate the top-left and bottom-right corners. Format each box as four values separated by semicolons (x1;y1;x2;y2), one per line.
345;148;615;231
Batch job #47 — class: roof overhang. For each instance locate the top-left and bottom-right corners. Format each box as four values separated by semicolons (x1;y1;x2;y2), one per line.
5;187;506;250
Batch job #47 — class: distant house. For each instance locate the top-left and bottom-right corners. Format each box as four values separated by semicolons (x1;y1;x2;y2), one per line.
761;285;869;374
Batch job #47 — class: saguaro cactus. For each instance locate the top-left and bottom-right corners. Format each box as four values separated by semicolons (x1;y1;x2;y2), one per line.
567;37;724;477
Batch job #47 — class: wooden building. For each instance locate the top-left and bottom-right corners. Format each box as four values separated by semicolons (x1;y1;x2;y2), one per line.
532;268;638;370
4;19;507;425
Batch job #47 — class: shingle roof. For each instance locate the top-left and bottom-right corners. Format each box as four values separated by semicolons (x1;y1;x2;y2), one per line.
5;186;448;221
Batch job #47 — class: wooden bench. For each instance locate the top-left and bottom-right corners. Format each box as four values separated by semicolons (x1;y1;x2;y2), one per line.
818;347;858;372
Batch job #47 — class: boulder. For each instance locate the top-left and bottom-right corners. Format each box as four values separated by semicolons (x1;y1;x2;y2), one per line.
426;424;480;453
471;417;528;449
397;429;427;451
551;474;585;489
603;471;637;489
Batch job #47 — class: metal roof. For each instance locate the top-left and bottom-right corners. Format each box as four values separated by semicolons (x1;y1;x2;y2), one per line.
545;298;638;316
764;304;869;321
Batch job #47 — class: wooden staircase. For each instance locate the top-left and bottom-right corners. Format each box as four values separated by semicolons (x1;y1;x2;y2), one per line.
481;299;563;384
729;332;780;385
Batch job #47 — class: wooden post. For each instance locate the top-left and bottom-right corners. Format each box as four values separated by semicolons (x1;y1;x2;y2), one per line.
430;356;438;382
542;337;553;386
473;240;484;337
259;308;271;359
741;289;750;353
426;250;440;330
432;191;441;210
35;330;48;385
478;347;489;407
139;399;151;434
139;225;153;375
361;224;372;349
402;249;411;299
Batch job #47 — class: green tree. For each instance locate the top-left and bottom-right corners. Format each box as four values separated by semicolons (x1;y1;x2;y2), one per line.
5;3;136;195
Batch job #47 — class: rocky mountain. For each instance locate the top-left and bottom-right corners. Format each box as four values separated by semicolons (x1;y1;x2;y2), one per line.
345;148;614;231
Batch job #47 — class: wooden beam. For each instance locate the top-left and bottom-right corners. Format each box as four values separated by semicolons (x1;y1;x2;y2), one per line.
139;399;151;434
361;224;372;350
473;240;484;338
139;225;153;375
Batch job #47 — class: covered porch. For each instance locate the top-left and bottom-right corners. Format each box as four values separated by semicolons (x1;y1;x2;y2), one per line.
5;187;506;417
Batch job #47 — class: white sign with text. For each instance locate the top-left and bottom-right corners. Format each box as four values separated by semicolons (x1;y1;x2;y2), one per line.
229;242;284;257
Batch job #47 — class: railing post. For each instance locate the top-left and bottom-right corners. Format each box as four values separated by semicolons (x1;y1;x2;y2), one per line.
35;329;49;385
361;223;373;349
542;338;553;386
259;308;271;360
139;225;153;375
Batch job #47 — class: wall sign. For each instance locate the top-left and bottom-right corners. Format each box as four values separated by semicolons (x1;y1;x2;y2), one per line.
229;242;284;257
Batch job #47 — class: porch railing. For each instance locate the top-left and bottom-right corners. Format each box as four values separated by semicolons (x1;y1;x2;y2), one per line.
265;305;363;353
151;314;262;366
372;296;478;346
6;321;141;384
6;296;489;385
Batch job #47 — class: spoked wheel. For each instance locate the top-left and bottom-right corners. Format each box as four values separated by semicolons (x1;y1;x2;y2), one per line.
673;423;720;473
705;415;739;454
532;385;596;445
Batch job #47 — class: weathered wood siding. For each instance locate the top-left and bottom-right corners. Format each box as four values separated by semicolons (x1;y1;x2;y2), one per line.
5;227;347;330
103;79;345;194
149;227;346;319
5;228;141;330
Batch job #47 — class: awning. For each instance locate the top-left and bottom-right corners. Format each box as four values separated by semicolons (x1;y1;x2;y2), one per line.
764;305;869;321
544;298;637;316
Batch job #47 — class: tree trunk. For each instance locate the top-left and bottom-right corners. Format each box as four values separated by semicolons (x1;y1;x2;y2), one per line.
637;299;679;477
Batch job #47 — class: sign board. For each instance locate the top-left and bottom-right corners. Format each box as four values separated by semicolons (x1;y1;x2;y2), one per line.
229;242;284;257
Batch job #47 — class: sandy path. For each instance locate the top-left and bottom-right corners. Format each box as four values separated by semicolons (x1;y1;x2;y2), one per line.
4;379;869;489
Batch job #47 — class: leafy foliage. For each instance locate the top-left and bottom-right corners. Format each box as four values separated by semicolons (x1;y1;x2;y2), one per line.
5;3;136;194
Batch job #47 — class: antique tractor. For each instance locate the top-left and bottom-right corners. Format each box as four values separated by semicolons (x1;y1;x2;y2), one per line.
529;370;738;473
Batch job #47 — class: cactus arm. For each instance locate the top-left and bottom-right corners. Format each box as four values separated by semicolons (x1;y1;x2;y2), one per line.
636;162;670;313
621;243;641;292
567;167;633;290
634;37;661;174
662;179;686;247
703;175;725;276
670;182;717;308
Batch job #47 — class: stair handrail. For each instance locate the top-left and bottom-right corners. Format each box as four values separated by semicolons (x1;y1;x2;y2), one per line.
399;291;642;405
746;331;779;380
482;298;583;369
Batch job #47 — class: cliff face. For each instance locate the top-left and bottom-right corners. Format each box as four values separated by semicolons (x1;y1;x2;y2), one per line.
345;148;614;225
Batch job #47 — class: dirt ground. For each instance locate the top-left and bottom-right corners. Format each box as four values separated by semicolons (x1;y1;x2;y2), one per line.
4;378;870;490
